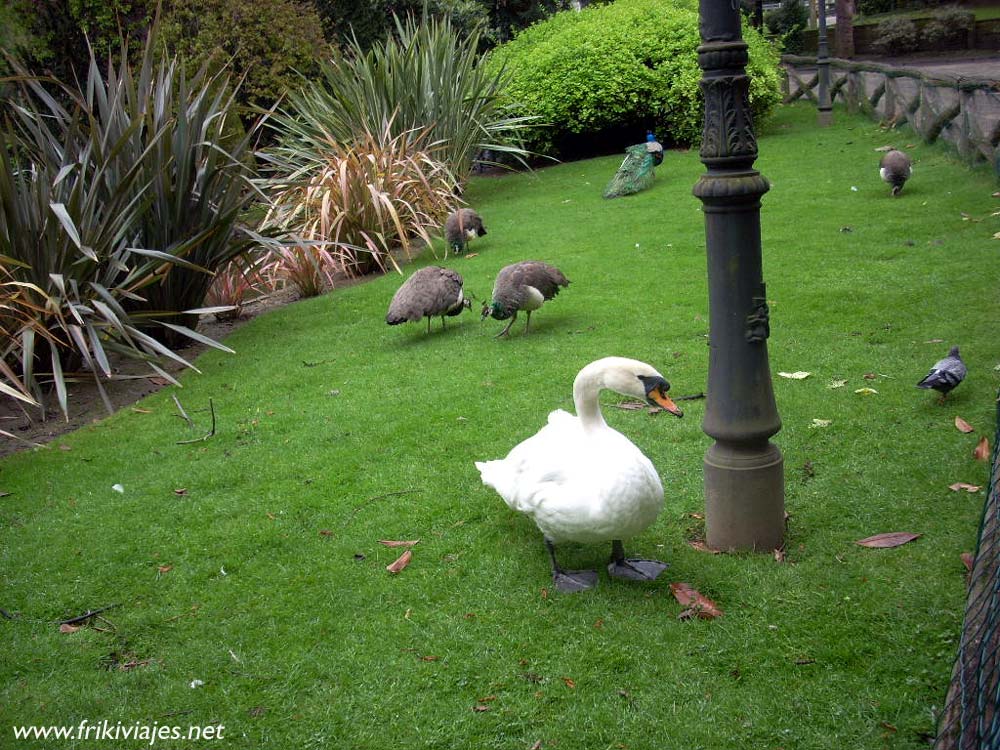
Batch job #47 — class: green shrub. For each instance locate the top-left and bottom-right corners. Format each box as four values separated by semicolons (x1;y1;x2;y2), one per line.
0;34;252;416
160;0;327;112
276;14;536;187
764;0;809;54
922;5;974;48
872;16;919;54
486;0;781;155
854;0;893;18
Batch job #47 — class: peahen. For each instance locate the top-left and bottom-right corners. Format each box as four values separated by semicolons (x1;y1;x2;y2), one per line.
603;131;665;199
444;208;487;254
386;266;471;333
481;261;569;337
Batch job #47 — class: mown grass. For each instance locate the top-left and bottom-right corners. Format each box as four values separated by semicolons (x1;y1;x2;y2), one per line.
2;102;999;749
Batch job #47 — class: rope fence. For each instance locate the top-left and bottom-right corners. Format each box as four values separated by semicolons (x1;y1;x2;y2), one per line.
935;393;1000;748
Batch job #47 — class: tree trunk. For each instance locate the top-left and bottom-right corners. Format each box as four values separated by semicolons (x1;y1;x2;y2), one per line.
834;0;854;58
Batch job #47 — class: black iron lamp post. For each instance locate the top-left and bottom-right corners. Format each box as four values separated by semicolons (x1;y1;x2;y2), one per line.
693;0;784;551
817;0;833;126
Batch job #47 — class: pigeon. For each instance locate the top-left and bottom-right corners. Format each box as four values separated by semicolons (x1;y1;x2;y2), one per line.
917;345;966;401
879;149;912;197
386;266;470;333
444;208;487;254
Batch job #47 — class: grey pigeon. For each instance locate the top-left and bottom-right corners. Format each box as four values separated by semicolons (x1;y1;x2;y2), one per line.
386;266;470;333
879;149;912;197
444;208;487;254
916;345;966;400
481;261;569;337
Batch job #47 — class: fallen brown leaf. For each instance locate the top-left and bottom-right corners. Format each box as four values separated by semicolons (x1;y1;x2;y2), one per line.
973;436;990;461
173;488;188;496
478;695;498;702
670;582;723;619
319;529;333;537
464;253;479;259
59;444;71;451
688;540;720;554
540;588;549;600
149;376;170;386
386;549;412;574
131;407;152;414
955;416;975;433
266;512;276;521
59;623;82;634
378;540;420;548
773;547;786;563
561;677;576;689
961;552;974;572
158;565;173;574
593;618;604;629
863;372;877;380
249;706;266;718
472;705;490;712
421;655;440;662
948;482;981;493
854;531;921;548
530;742;543;750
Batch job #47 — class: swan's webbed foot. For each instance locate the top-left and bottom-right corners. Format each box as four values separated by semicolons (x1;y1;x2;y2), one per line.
607;539;667;582
553;568;599;592
545;538;598;593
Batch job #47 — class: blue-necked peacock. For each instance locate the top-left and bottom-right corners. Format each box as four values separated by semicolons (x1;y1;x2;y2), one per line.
602;132;664;199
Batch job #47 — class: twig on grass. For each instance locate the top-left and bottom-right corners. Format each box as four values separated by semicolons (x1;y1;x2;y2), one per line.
58;604;119;626
172;395;194;429
176;399;217;445
348;489;422;524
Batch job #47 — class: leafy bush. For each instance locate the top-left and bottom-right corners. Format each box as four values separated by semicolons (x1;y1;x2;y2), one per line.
872;17;919;55
278;14;536;187
159;0;327;112
486;0;782;156
922;5;974;48
0;35;249;417
260;122;457;279
764;0;809;54
854;0;893;18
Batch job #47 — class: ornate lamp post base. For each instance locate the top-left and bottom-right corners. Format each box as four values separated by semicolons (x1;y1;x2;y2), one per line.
705;442;784;551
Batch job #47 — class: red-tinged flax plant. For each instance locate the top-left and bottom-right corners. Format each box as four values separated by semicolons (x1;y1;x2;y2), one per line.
259;121;457;283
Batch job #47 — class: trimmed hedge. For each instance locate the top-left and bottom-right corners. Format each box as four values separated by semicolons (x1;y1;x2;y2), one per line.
486;0;781;156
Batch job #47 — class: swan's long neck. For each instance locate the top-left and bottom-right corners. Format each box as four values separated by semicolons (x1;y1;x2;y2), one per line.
573;364;609;433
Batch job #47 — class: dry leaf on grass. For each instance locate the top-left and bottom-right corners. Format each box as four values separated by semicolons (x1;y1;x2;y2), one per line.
809;419;832;429
670;582;723;619
173;488;188;496
854;388;878;395
855;532;921;548
827;379;848;389
386;549;412;574
561;677;577;689
472;705;490;712
973;436;990;462
961;552;974;572
379;540;420;548
773;547;786;563
948;482;981;493
778;371;811;380
59;623;82;634
955;417;975;433
158;565;173;574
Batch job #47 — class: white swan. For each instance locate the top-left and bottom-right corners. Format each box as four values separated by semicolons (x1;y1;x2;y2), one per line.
475;357;683;592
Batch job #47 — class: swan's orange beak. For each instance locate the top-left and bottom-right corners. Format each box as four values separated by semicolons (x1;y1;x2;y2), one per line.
648;388;683;417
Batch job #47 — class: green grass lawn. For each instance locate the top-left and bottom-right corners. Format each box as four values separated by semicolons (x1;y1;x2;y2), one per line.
2;102;999;749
